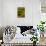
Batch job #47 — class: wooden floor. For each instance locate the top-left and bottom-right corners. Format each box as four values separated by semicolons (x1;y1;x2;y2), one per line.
39;37;46;45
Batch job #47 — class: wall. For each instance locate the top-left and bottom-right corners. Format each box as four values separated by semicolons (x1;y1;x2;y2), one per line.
0;0;3;26
0;0;41;27
41;0;46;22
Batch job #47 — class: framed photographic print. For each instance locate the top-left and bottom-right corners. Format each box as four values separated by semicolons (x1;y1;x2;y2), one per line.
17;7;25;18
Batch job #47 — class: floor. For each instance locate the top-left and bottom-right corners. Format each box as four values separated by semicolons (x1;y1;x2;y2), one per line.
40;37;46;45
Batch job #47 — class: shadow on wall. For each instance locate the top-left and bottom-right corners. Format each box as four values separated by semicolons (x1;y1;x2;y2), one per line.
0;27;5;40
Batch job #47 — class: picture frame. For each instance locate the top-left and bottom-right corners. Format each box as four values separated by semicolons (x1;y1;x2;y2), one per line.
17;7;25;18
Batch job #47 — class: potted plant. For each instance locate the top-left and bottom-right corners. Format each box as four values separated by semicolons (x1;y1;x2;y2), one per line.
31;35;38;46
37;21;45;37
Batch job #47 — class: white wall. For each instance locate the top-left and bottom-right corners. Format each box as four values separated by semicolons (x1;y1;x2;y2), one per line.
32;0;41;27
0;0;3;26
0;0;41;27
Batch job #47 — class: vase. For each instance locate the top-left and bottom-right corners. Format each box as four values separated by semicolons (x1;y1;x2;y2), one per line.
40;32;44;38
33;41;36;46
